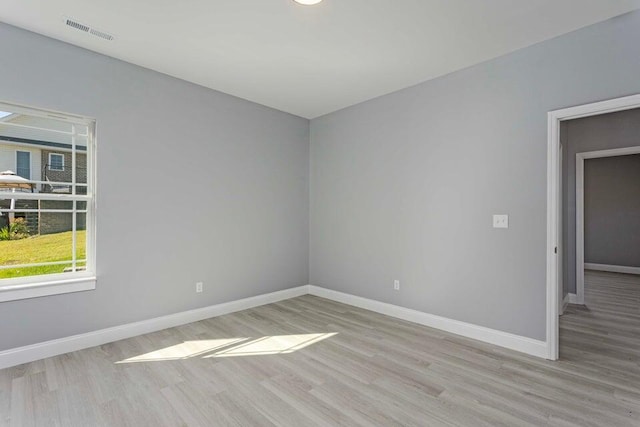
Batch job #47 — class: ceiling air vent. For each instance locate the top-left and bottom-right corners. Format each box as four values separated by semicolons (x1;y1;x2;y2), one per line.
65;18;89;33
64;17;114;41
89;28;114;41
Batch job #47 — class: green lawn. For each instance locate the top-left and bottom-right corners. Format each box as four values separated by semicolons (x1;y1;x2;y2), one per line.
0;230;86;279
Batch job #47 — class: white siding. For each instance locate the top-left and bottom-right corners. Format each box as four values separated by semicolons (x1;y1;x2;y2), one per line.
0;142;42;184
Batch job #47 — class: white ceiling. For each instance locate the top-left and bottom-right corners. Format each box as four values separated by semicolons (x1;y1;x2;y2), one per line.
2;0;639;118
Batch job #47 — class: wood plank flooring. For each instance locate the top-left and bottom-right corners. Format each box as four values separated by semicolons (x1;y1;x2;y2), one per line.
2;271;639;426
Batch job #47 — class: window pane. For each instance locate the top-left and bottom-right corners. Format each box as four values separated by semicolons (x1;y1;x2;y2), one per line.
0;211;74;279
0;102;94;284
75;135;88;192
49;154;64;170
74;212;87;272
16;151;31;179
0;114;73;142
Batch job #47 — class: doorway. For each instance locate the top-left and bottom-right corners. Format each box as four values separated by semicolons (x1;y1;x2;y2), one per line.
574;148;640;305
546;94;640;360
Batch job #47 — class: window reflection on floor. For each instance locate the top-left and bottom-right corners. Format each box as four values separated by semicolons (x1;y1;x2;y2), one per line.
116;333;338;363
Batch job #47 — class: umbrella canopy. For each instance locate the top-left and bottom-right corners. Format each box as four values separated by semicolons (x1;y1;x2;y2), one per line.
0;170;33;191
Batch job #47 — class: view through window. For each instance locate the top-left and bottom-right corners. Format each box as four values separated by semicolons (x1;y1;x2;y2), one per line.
0;103;95;283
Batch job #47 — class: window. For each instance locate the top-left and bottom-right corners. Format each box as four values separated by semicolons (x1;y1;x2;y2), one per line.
0;102;96;302
16;151;31;179
49;153;65;171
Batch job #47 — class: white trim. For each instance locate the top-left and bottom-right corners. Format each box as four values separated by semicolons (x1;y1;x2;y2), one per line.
0;119;81;136
0;208;88;214
0;283;556;369
0;101;97;297
568;293;579;304
0;192;91;201
0;101;94;125
547;93;640;361
585;263;640;275
576;146;640;305
0;276;96;303
561;293;569;315
0;260;87;271
0;285;309;369
550;94;640;121
308;285;548;359
558;142;564;318
575;152;585;305
546;109;560;360
577;146;640;159
86;121;97;288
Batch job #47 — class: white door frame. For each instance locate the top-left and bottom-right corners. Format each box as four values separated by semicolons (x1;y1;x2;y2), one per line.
546;93;640;361
575;146;640;304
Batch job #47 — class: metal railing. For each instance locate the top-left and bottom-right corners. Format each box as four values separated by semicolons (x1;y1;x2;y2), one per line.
41;164;87;194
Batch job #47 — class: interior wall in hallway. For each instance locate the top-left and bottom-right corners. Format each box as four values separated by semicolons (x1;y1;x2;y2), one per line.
563;108;640;295
584;154;640;268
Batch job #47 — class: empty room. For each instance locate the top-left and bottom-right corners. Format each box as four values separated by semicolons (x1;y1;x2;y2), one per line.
1;1;639;426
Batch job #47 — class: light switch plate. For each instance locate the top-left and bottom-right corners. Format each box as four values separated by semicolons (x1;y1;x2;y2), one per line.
493;214;509;229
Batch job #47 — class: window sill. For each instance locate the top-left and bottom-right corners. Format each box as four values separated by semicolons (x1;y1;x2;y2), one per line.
0;275;96;303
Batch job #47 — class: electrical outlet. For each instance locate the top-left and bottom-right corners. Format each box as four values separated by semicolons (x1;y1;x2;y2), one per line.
196;282;203;293
493;214;509;229
393;280;400;291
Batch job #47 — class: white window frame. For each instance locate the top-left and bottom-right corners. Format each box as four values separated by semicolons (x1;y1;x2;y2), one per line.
0;101;96;303
15;150;32;179
48;153;65;171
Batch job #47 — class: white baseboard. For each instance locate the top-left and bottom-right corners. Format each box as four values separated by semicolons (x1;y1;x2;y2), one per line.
308;285;548;359
0;286;308;370
568;293;579;304
1;283;552;369
584;263;640;275
561;293;569;314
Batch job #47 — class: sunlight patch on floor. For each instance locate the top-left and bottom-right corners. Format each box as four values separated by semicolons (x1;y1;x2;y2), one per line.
116;333;337;363
205;333;337;358
116;338;247;363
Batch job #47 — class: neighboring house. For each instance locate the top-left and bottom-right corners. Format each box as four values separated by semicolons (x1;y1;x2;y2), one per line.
0;112;87;234
0;112;87;193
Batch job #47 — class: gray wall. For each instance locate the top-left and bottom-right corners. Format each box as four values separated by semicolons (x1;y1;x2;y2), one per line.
584;154;640;268
3;10;640;350
310;11;640;341
0;23;310;351
562;108;640;294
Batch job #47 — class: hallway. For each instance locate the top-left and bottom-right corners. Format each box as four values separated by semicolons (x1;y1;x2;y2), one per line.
561;271;640;397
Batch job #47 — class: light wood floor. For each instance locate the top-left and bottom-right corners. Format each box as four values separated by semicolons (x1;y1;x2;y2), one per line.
2;271;639;426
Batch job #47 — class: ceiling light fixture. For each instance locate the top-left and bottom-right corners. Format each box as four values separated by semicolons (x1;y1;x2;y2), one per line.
293;0;323;5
